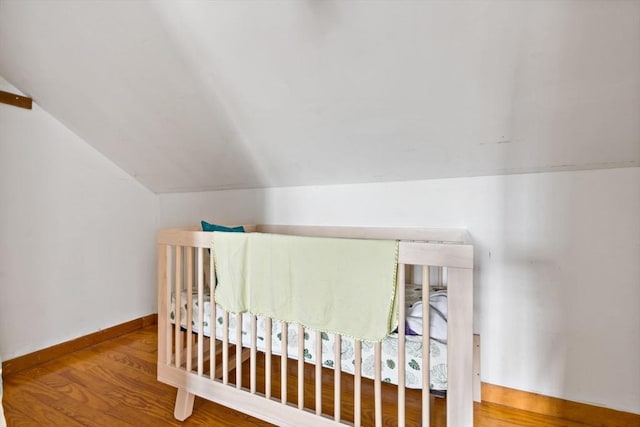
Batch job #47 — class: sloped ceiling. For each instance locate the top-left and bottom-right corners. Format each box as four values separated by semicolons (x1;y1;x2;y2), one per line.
0;1;638;193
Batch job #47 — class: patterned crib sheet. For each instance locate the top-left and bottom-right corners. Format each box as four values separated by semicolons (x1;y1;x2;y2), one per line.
170;285;448;391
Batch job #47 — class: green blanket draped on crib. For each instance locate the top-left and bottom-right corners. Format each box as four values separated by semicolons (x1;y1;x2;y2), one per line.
212;232;399;342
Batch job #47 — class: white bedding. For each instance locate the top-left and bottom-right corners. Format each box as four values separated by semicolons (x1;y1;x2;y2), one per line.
171;285;448;391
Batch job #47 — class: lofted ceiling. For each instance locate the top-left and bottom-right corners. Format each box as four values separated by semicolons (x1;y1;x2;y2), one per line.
0;0;638;193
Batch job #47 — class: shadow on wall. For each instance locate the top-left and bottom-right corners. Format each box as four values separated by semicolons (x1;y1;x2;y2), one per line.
497;175;569;395
0;1;273;193
489;1;640;413
151;2;273;192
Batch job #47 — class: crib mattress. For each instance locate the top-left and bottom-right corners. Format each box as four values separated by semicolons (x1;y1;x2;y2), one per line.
170;285;448;391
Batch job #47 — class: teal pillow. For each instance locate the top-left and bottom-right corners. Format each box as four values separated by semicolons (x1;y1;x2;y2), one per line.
201;221;243;288
201;221;245;233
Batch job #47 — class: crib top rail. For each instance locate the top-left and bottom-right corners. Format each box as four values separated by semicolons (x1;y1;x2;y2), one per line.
157;224;473;269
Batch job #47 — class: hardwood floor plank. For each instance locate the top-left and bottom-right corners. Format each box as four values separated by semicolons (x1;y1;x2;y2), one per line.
2;315;157;376
4;325;623;427
475;402;590;427
3;399;54;426
3;386;86;426
87;346;158;377
482;383;639;427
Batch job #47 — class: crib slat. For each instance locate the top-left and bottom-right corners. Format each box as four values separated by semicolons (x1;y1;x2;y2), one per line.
165;246;173;365
298;324;304;410
236;313;243;389
265;318;272;399
186;247;193;373
222;311;229;385
374;342;382;427
398;264;406;427
251;315;257;394
174;246;183;369
281;322;288;404
334;335;341;422
447;267;474;427
354;340;362;427
315;331;322;415
197;248;204;376
210;252;216;380
422;266;431;426
158;244;172;366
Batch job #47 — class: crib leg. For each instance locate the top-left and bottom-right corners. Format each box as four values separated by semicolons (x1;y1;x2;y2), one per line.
174;388;195;421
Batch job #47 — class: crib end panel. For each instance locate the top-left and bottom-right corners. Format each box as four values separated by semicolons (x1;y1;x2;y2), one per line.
157;244;172;366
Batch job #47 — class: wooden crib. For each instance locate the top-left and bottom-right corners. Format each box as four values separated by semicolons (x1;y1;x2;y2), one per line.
157;225;478;426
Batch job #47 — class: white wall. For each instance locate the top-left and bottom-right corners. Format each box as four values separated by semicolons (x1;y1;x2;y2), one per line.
2;1;638;192
0;78;158;360
159;167;640;414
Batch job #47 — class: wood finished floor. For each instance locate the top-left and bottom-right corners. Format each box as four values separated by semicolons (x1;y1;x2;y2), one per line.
3;326;589;426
